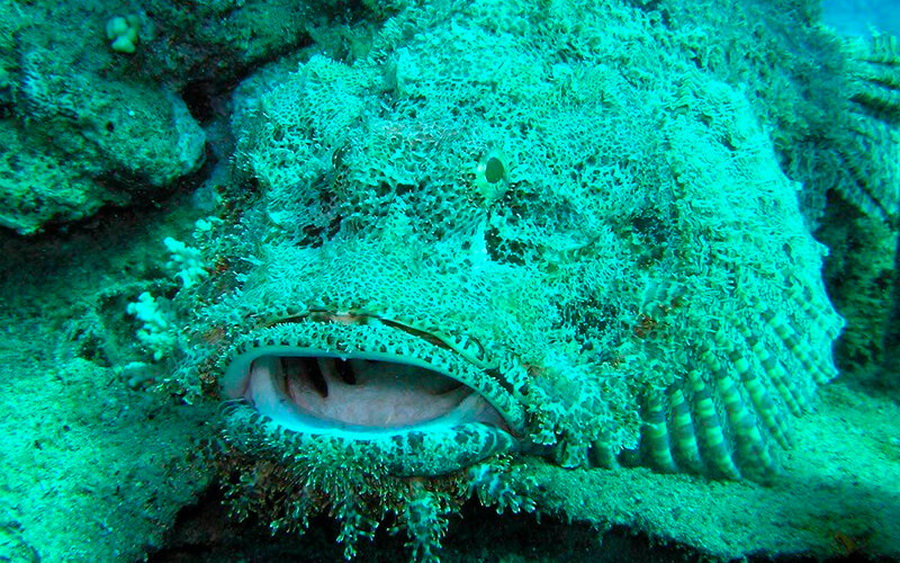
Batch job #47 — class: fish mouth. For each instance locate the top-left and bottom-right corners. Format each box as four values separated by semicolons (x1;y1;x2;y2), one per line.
226;351;509;434
219;314;525;475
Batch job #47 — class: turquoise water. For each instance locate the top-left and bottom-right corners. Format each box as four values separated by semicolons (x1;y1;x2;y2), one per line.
0;1;898;561
822;0;900;36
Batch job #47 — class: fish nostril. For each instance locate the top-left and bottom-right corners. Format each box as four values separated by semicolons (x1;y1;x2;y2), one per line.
335;358;356;385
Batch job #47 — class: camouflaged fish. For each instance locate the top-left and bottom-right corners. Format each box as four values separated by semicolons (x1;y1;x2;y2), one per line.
158;0;844;556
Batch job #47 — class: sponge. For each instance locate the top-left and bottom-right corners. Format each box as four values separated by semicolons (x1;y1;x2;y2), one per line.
105;15;141;54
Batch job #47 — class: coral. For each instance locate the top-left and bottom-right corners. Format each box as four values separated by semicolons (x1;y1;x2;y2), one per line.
16;48;207;188
126;292;175;361
819;202;899;385
0;121;120;234
164;237;209;288
0;0;405;234
137;0;392;89
0;49;205;232
0;2;207;234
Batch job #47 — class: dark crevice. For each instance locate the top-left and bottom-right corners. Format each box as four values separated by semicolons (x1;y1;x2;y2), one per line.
180;80;220;125
282;357;329;398
148;483;787;562
335;358;356;385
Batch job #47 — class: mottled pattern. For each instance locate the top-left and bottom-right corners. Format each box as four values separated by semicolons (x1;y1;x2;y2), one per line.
162;0;844;556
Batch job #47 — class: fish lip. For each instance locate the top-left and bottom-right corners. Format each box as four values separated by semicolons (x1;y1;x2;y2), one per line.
219;315;527;440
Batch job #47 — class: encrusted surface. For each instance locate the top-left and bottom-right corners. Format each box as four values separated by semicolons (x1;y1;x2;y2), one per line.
160;0;846;554
6;0;899;561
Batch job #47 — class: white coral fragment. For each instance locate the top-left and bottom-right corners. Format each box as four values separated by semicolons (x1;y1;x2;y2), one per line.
164;237;208;288
126;292;175;361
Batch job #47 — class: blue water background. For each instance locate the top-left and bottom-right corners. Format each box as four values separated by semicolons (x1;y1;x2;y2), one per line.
821;0;900;37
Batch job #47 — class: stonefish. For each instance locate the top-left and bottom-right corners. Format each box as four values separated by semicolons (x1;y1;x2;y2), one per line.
157;0;843;557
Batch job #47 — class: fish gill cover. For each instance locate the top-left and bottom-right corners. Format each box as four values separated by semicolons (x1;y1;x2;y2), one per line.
146;0;853;558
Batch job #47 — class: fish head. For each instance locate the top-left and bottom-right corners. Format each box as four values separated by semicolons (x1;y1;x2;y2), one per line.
163;2;842;554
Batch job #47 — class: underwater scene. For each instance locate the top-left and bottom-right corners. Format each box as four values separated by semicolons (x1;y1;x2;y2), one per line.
0;0;898;561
